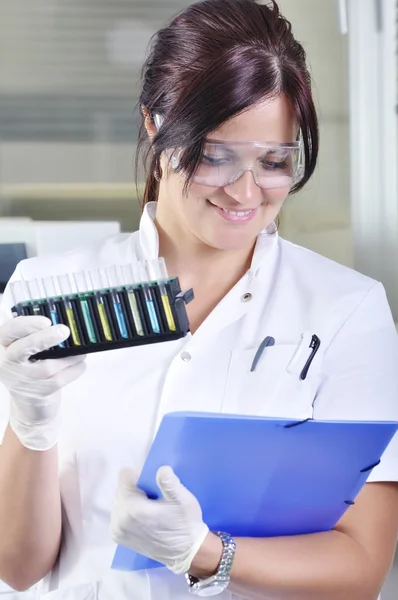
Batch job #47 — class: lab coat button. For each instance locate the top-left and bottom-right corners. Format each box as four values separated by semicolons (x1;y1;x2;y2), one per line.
181;351;192;362
241;293;253;302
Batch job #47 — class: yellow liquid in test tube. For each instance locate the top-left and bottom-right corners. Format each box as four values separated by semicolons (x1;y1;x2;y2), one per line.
161;293;176;331
128;291;144;336
66;307;81;346
97;302;113;341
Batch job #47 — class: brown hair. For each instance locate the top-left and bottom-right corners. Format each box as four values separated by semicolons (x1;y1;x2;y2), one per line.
135;0;319;207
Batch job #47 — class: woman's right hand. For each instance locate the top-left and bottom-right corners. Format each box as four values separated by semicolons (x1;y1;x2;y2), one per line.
0;316;86;451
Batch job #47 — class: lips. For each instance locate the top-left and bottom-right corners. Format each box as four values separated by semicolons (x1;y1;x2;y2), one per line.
220;208;253;217
208;200;258;223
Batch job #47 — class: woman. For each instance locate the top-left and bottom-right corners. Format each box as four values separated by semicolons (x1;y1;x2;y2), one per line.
0;1;397;598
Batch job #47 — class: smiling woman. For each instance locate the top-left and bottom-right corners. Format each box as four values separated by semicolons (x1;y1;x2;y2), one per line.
0;2;397;600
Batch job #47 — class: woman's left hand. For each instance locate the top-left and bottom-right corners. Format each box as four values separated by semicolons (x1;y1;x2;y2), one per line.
110;466;210;574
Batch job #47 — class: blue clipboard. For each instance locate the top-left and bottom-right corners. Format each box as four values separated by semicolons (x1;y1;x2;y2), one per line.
112;412;398;571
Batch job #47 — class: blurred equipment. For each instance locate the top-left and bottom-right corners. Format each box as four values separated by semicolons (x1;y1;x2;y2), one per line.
0;243;27;293
33;220;120;256
0;218;120;259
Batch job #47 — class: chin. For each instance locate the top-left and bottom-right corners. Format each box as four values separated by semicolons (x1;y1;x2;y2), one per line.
204;231;259;253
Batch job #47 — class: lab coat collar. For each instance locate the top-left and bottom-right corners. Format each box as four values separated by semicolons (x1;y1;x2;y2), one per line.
138;202;160;259
248;223;279;278
138;201;279;277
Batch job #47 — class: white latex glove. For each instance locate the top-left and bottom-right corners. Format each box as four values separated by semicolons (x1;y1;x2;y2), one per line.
0;316;86;451
110;466;210;574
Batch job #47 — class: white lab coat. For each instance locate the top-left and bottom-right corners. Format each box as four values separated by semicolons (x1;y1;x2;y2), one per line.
0;202;397;600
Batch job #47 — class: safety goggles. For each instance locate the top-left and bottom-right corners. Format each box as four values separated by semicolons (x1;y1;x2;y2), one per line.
170;139;304;190
153;114;304;190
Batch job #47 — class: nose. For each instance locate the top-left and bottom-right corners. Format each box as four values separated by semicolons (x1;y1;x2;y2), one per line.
223;169;263;204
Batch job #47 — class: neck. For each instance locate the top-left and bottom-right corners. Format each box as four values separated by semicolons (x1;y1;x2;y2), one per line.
155;215;254;290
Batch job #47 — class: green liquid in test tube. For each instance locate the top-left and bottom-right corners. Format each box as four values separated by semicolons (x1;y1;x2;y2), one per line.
57;274;81;347
26;279;45;316
121;264;144;336
145;258;176;332
73;272;97;344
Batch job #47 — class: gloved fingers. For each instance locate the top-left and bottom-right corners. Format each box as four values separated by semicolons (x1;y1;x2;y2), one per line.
0;316;52;348
6;324;71;363
29;354;87;380
51;360;87;390
7;359;87;396
156;466;186;503
0;352;85;389
116;468;147;501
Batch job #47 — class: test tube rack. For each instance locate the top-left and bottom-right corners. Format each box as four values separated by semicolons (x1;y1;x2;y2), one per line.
10;262;194;360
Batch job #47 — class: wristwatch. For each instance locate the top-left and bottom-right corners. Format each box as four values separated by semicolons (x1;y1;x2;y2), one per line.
186;532;236;597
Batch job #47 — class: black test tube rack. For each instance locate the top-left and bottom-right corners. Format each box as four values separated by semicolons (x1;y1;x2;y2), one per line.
12;277;194;360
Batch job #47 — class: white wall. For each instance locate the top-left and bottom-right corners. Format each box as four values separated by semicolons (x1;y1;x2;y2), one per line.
276;0;352;266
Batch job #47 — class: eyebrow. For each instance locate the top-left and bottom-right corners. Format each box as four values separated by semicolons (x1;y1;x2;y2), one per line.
205;138;298;148
204;140;292;158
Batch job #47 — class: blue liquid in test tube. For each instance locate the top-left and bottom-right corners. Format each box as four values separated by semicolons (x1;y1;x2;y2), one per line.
137;261;160;334
43;276;66;347
104;267;129;339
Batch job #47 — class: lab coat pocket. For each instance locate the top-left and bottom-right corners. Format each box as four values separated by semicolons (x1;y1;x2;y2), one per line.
222;344;318;419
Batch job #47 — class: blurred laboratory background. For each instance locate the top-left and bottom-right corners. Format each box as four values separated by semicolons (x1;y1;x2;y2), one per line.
0;0;397;597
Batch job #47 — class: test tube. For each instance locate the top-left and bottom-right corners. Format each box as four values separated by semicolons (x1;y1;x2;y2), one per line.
42;276;66;348
87;270;113;342
137;261;160;334
104;266;129;339
121;264;144;336
57;274;82;347
10;280;30;316
73;272;97;344
26;279;45;316
145;258;176;332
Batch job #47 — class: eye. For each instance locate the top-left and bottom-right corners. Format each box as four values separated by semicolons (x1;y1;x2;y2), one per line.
260;152;290;171
261;159;288;170
201;154;231;166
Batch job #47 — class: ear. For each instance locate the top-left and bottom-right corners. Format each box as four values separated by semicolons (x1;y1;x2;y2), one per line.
141;105;158;140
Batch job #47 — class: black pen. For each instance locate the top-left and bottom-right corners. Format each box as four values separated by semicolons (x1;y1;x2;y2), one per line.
300;334;321;380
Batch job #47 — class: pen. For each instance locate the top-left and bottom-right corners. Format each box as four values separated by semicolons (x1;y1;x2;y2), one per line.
300;334;321;380
250;335;275;372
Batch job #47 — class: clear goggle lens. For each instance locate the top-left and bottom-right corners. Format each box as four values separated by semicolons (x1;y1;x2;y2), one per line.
169;139;304;190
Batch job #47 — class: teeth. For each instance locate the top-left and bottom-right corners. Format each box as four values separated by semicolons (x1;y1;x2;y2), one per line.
223;209;252;216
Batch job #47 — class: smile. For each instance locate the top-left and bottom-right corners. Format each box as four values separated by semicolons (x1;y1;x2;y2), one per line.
208;200;258;223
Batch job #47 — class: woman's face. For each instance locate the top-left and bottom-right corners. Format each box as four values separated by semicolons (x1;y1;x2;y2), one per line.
156;96;298;252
